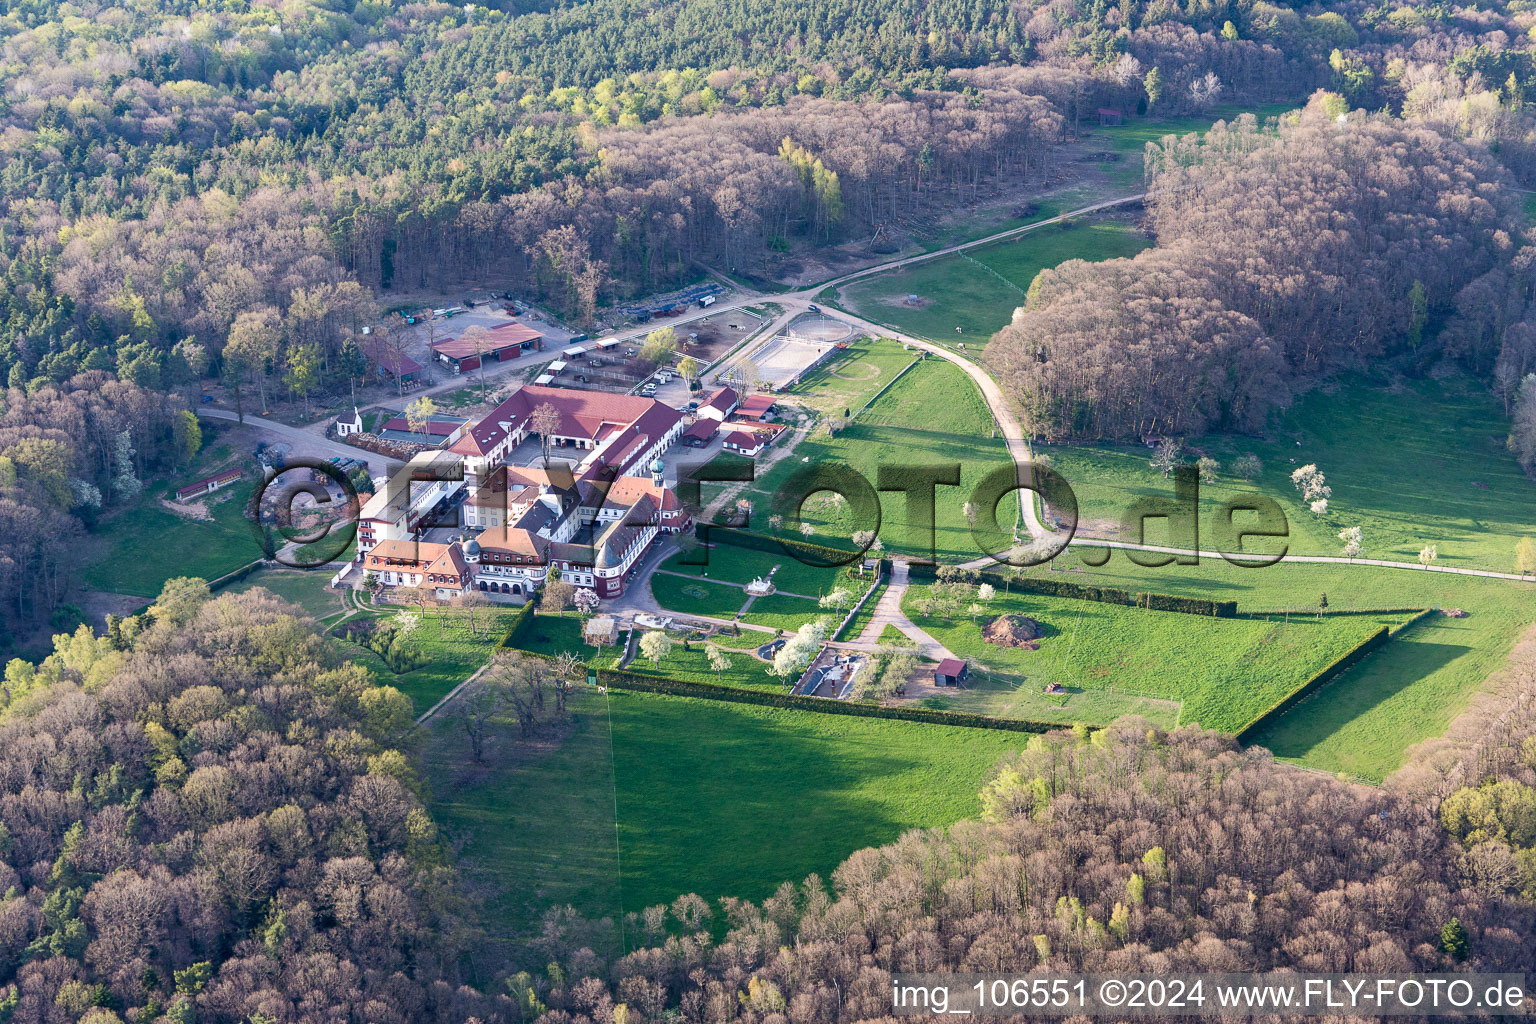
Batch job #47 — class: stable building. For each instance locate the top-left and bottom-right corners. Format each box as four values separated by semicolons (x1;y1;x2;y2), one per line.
934;658;970;687
431;322;543;372
363;338;423;387
721;430;766;458
681;419;719;447
175;467;242;502
732;393;778;422
696;386;740;423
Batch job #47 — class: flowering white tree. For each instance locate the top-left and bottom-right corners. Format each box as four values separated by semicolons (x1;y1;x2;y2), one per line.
392;610;420;640
1338;526;1363;560
1419;544;1438;567
1292;464;1332;504
799;523;815;538
819;588;854;611
770;620;829;680
978;582;996;607
1310;498;1329;517
573;587;601;618
639;630;673;668
707;646;732;681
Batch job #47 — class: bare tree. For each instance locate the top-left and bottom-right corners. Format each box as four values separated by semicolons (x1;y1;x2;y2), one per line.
531;401;561;461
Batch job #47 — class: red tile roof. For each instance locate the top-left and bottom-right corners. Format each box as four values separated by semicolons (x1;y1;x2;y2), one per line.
432;324;541;360
701;386;739;414
722;430;761;450
734;394;776;419
683;419;719;442
935;658;968;677
363;339;423;377
451;384;673;457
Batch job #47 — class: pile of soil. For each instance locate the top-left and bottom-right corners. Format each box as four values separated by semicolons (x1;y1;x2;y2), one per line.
983;613;1043;649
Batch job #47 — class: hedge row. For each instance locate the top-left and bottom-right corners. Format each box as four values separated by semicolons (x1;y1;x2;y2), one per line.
497;601;539;649
696;529;868;569
1238;606;1431;619
1235;624;1395;742
208;560;265;593
501;639;1056;733
907;563;1237;618
596;670;1055;733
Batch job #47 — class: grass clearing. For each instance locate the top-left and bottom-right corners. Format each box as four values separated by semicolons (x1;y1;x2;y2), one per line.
1039;372;1536;571
648;573;748;620
607;691;1024;909
85;481;261;596
423;686;623;965
747;356;1020;564
336;605;521;712
226;568;348;621
838;220;1149;343
423;688;1028;962
515;611;623;667
903;583;1394;733
1002;554;1536;780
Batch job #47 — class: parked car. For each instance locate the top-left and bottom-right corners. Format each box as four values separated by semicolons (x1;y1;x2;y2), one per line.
575;374;589;383
808;304;821;313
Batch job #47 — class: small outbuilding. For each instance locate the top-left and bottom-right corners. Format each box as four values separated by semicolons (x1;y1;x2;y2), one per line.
721;430;765;457
682;419;719;447
584;614;619;646
933;658;970;687
176;467;243;502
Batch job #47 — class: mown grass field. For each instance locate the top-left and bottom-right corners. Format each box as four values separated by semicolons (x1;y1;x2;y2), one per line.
423;688;1027;962
903;583;1396;734
783;337;920;416
335;604;522;712
837;220;1150;342
661;537;849;597
745;355;1020;564
225;567;348;622
607;692;1024;909
515;611;623;667
85;479;261;596
1004;555;1536;780
1038;372;1536;572
422;686;625;964
627;637;782;690
647;573;748;619
738;593;826;632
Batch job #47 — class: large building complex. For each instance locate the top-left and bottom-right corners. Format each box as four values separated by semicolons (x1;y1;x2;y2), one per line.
355;383;691;601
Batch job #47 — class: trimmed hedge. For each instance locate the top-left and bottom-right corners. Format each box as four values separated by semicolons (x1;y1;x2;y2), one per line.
502;639;1056;733
497;601;539;649
1238;606;1431;619
1236;623;1399;742
208;560;265;593
596;670;1054;733
907;564;1237;618
697;529;866;569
